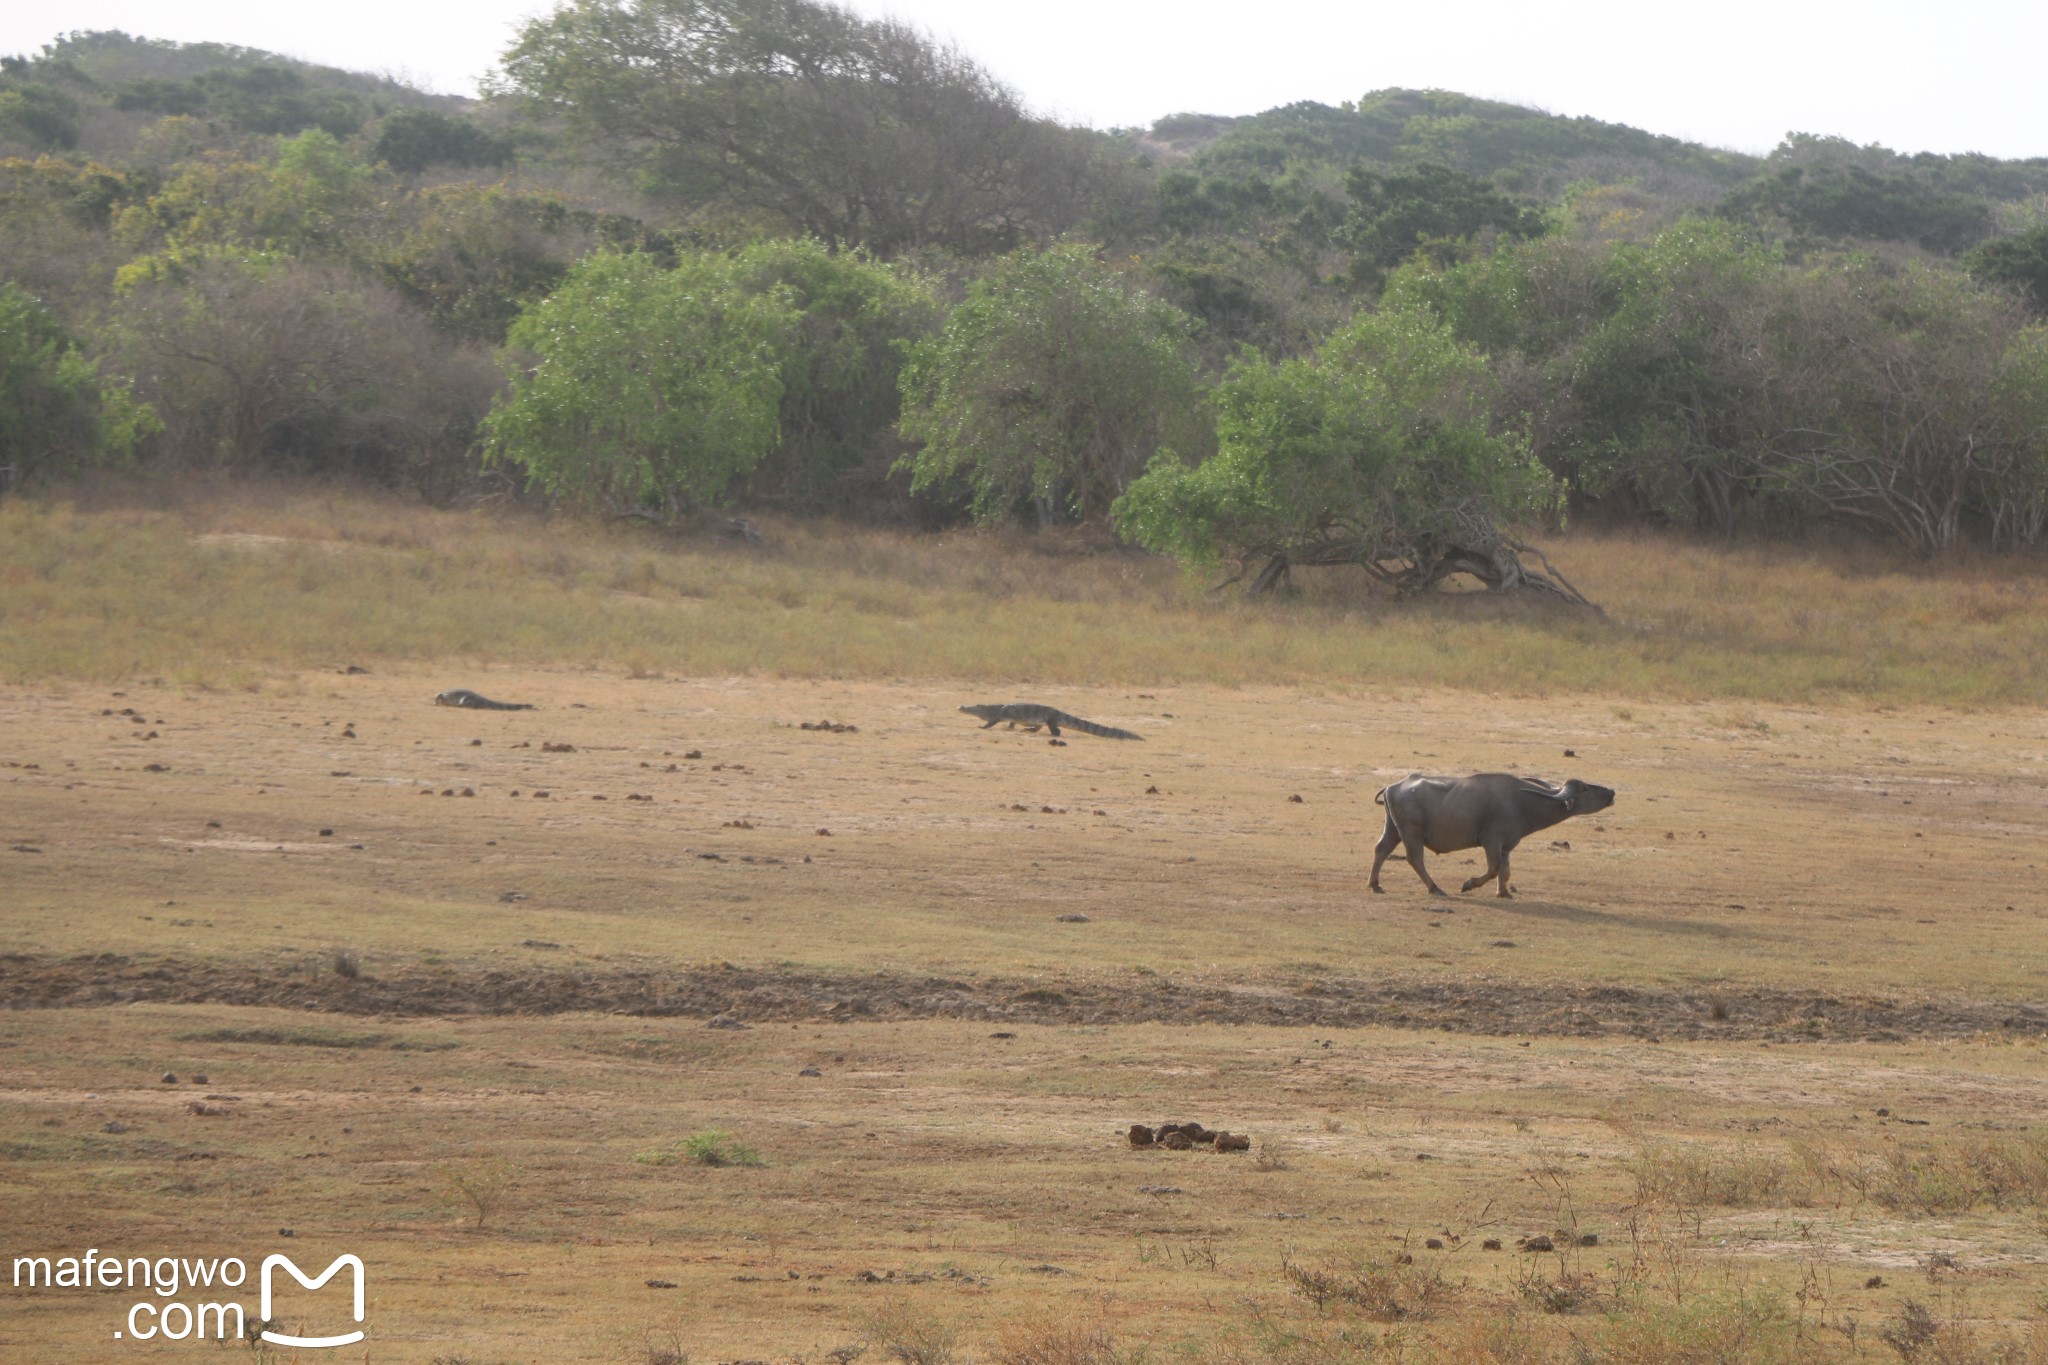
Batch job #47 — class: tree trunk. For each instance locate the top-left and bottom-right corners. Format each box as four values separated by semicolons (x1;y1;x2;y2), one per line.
1248;554;1292;596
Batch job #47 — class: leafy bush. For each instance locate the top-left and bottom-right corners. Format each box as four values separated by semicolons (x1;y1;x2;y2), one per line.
373;110;515;175
1116;301;1557;595
732;238;938;510
897;242;1208;526
114;256;497;487
0;80;83;150
482;250;791;514
0;281;157;487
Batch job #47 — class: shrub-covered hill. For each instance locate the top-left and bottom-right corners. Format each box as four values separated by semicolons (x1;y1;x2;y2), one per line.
1173;88;1759;191
0;30;476;158
6;5;2048;561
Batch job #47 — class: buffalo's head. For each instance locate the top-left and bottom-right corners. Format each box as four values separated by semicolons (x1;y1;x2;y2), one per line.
1560;779;1615;816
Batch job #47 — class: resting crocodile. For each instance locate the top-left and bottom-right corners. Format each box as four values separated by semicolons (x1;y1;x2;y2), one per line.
959;703;1142;740
433;689;535;711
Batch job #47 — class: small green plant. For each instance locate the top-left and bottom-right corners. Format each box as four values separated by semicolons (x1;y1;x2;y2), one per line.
856;1297;957;1365
1627;1141;1804;1209
1879;1299;1942;1361
635;1129;764;1168
636;1311;691;1365
1280;1245;1457;1322
990;1311;1123;1365
434;1157;521;1229
1254;1138;1294;1171
1516;1254;1602;1316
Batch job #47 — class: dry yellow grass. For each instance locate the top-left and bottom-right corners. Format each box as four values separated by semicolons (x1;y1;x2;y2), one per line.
4;482;2048;703
6;486;2048;1360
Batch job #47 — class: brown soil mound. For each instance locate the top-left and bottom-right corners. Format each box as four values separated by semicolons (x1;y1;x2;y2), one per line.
3;953;2046;1043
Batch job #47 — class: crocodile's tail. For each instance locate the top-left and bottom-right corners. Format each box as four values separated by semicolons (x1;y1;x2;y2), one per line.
1059;712;1143;741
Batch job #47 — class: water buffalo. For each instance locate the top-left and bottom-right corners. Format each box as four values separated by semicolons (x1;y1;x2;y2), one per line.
1369;773;1615;898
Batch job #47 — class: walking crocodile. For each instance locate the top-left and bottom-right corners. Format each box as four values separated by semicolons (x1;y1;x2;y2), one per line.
959;703;1141;740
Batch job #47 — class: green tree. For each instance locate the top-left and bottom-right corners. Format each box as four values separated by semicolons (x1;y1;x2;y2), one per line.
1765;257;2039;555
1716;136;1994;254
1552;219;1785;535
378;185;583;344
1981;324;2048;549
1395;220;1802;536
730;238;938;508
0;79;82;150
481;250;792;513
1341;161;1547;285
896;243;1207;526
1115;304;1575;599
113;130;384;275
0;281;157;487
494;0;1102;255
194;64;365;137
372;110;515;175
112;78;209;116
1966;224;2048;315
0;157;142;319
114;257;494;485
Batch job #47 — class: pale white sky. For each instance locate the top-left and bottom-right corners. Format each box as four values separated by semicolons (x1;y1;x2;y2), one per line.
7;0;2045;160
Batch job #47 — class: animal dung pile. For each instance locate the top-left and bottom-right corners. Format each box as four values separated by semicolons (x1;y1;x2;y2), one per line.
1127;1122;1251;1153
799;719;858;733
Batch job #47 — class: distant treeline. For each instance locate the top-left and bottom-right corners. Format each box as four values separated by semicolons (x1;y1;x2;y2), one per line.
5;11;2048;587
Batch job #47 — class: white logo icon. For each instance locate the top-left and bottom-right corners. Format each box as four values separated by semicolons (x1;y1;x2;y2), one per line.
258;1254;365;1348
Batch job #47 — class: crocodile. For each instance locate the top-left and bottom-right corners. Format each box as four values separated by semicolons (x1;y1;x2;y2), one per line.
959;703;1142;740
433;689;536;711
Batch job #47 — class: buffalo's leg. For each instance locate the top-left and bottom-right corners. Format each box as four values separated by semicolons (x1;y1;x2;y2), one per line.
1403;837;1447;896
1368;822;1401;893
1461;841;1516;897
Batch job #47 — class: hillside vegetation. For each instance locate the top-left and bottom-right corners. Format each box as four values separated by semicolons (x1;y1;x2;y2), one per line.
5;10;2048;584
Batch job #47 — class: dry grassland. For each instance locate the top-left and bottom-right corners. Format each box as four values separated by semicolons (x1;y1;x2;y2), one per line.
6;482;2048;704
4;491;2048;1361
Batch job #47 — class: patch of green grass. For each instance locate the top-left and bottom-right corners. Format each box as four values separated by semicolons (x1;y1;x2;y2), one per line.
634;1129;764;1168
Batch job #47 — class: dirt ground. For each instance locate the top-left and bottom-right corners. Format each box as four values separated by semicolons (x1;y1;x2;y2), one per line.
5;668;2048;1359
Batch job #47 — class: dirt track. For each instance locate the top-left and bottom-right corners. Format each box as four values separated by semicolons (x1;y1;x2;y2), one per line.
9;952;2047;1043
